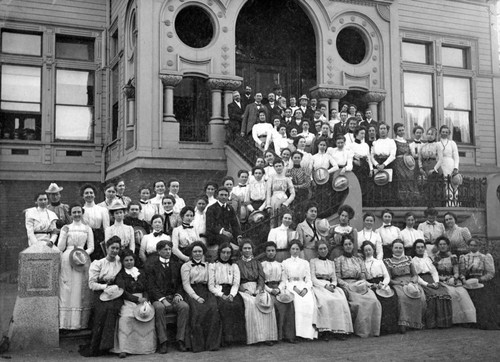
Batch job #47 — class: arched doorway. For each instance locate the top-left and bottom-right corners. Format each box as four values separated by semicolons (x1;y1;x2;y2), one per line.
235;0;316;100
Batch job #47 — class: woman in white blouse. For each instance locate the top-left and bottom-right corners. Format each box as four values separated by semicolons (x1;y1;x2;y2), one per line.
295;137;313;175
298;119;315;153
358;212;383;260
25;192;59;249
434;125;460;205
375;209;402;259
266;212;298;262
139;214;169;264
282;240;317;340
81;183;110;260
192;196;208;246
350;127;373;196
252;110;274;151
171;206;200;262
400;212;425;257
327;135;353;174
312;140;339;180
105;201;134;253
371;122;396;200
343;117;358;149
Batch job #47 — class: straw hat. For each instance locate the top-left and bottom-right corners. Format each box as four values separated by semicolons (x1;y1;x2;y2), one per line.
69;249;90;272
239;205;249;223
256;292;274;314
316;219;330;237
463;278;484;290
373;170;390;186
375;284;395;298
248;210;266;224
134;302;155;322
298;94;309;101
107;200;127;212
350;280;369;295
403;155;416;171
332;175;349;192
45;183;63;193
403;283;421;299
276;290;294;304
451;173;463;187
313;168;329;185
100;285;124;301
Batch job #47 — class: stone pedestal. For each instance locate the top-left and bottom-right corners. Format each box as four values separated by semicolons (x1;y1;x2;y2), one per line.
10;244;61;350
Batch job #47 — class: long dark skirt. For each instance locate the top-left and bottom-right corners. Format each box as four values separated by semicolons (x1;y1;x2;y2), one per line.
267;282;295;341
90;228;105;261
79;292;123;357
368;277;399;335
186;284;222;352
353;157;371;198
217;285;247;344
393;156;419;206
467;283;500;330
419;274;453;329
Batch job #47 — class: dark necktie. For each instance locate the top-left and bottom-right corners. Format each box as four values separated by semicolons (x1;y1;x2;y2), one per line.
384;224;392;228
182;223;193;229
192;261;205;267
153;231;163;237
319;256;328;261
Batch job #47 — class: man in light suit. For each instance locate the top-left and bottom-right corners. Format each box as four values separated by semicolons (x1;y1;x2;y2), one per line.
227;90;244;141
241;92;268;136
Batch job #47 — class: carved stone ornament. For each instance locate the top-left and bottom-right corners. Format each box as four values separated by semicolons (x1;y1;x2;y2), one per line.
160;74;183;87
311;87;348;100
364;91;386;103
207;78;242;91
122;79;136;99
376;4;391;22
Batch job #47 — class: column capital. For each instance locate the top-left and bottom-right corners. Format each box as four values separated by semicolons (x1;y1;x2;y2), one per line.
364;90;387;103
310;85;348;100
207;76;243;91
122;78;136;99
160;73;182;87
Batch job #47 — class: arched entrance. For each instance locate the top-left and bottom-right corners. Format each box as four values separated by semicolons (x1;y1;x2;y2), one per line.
235;0;316;99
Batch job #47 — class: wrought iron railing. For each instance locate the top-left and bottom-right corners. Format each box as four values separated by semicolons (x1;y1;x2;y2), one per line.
227;133;262;165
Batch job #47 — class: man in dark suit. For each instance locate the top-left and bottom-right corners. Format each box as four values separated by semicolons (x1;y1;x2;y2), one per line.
265;93;282;121
282;107;294;135
227;90;244;141
333;110;350;140
241;93;268;136
359;109;378;130
241;85;254;109
312;122;335;154
205;187;241;261
146;240;189;354
298;94;310;121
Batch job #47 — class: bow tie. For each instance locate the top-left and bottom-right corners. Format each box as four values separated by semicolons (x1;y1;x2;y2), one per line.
153;231;163;237
161;261;170;268
414;141;422;144
192;261;205;267
355;139;361;144
319;256;328;261
383;224;392;228
427;221;435;226
165;212;173;217
239;184;247;187
140;200;148;204
341;123;346;127
182;224;193;229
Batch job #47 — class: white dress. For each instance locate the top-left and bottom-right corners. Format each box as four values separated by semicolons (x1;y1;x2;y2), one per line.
105;222;135;252
358;228;383;260
24;207;59;248
435;139;459;176
58;221;94;329
282;256;317;339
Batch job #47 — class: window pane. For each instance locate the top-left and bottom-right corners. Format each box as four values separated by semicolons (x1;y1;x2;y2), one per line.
444;110;471;144
404;107;432;137
402;42;428;64
1;101;40;112
1;65;41;103
404;73;433;107
56;70;94;106
55;35;94;61
442;47;465;68
55;105;93;141
444;77;470;110
1;31;41;56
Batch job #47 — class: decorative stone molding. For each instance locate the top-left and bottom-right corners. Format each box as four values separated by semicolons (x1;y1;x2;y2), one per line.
376;4;391;22
160;74;182;87
122;78;136;99
310;86;348;100
364;90;386;103
207;77;242;91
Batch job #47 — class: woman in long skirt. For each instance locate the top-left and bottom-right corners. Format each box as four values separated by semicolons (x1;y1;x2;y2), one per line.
208;243;247;345
181;241;221;352
411;240;453;329
310;241;353;340
111;249;156;357
58;203;94;330
282;240;317;340
236;240;278;345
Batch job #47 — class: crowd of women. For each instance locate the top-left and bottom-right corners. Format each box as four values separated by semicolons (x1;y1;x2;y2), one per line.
24;173;499;358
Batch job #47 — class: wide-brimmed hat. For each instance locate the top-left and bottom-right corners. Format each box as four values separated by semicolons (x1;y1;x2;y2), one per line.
45;183;63;193
403;155;416;171
134;302;155;322
451;173;463;187
316;218;330;237
276;290;294;304
403;283;421;299
239;205;249;223
313;168;330;185
375;284;395;298
373;169;392;186
133;226;147;246
107;200;128;212
350;280;369;295
332;174;349;192
248;210;265;224
69;249;90;272
100;285;124;301
298;94;309;101
256;292;274;314
463;278;484;290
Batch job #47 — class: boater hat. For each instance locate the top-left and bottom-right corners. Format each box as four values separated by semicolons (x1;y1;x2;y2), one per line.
45;183;64;193
376;284;395;298
451;173;463;187
276;290;294;304
107;200;128;212
463;278;484;290
332;174;349;192
100;285;124;301
69;249;90;272
350;280;369;295
256;291;274;314
316;219;330;237
248;210;266;224
373;170;390;186
403;155;416;171
299;94;309;101
134;302;155;322
403;283;422;299
313;168;329;185
239;205;249;223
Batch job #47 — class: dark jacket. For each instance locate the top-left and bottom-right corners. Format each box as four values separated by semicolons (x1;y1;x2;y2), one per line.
115;267;148;303
228;101;244;124
205;202;242;246
145;257;184;301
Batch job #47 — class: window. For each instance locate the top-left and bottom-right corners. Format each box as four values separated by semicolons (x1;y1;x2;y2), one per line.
56;35;94;61
336;27;367;65
1;30;41;56
55;69;94;141
402;36;474;144
111;65;119;141
174;77;210;142
175;6;214;49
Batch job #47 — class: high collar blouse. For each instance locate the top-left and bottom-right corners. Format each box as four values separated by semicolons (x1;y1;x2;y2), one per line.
364;257;390;284
208;261;240;297
181;260;209;299
89;257;122;291
310;258;338;287
246;178;267;202
282;256;312;288
83;202;110;230
327;147;353;171
358;228;383;260
261;260;286;292
412;256;439;284
375;224;402;246
400;227;425;248
267;225;297;250
312;152;339;174
370;138;396;166
417;221;445;244
105;222;135;252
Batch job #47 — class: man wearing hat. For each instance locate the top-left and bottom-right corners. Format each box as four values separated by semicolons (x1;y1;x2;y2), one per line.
298;95;311;121
241;92;269;136
227;90;244;141
46;183;71;232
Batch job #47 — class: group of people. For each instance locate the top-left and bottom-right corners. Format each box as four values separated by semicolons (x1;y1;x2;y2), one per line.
228;88;462;206
24;173;498;357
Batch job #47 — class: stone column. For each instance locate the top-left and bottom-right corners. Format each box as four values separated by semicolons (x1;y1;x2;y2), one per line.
159;74;182;146
364;91;386;123
310;85;348;117
122;80;136;126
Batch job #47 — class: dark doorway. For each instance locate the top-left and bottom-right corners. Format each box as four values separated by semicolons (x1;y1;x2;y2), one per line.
340;90;368;114
235;0;316;100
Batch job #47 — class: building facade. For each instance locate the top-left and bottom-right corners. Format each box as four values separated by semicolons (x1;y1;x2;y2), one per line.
1;0;499;269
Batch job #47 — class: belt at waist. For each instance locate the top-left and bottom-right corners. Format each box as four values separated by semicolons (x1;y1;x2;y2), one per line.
418;272;431;276
276;248;288;252
258;135;267;139
266;281;280;288
289;277;302;281
316;276;333;282
219;283;232;288
250;198;265;202
191;282;207;286
34;231;51;234
422;157;436;161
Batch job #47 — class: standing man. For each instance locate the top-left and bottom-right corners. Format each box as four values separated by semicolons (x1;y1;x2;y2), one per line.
333;110;349;140
146;240;189;354
227;90;244;141
205;187;242;262
265;93;281;121
241;85;254;109
45;183;71;232
241;92;268;136
298;95;310;121
359;109;378;132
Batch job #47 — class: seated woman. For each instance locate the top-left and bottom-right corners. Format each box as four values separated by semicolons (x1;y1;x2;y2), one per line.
139;214;169;265
411;239;452;329
236;239;278;345
358;212;383;260
335;236;382;338
296;202;326;261
376;209;402;258
384;239;426;333
310;241;353;341
260;242;296;343
266;212;298;262
460;238;499;329
282;240;317;340
444;212;472;256
172;206;200;263
350;127;373;197
360;241;399;335
181;241;221;352
111;249;156;357
400;212;425;257
79;236;123;357
208;243;246;345
434;236;476;325
329;204;358;259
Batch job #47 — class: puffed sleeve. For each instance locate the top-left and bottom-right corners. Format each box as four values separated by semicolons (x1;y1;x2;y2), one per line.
89;260;107;291
310;259;327;288
181;262;199;300
231;264;241;297
208;263;223;297
25;209;38;246
58;225;69;252
85;225;95;255
481;254;495;282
